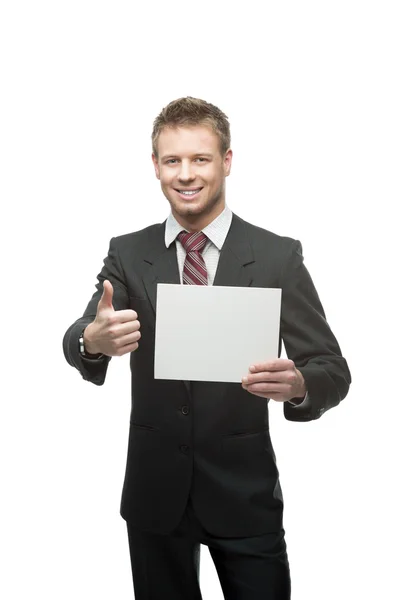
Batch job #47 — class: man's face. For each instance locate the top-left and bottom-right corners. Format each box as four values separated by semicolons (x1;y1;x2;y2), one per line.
152;125;232;231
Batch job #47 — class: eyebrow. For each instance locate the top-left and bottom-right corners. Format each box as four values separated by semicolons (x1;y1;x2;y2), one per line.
161;153;214;161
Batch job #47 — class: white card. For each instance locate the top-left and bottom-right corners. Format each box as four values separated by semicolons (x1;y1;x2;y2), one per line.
154;284;281;383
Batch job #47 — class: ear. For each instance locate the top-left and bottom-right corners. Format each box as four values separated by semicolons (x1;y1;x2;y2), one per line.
224;149;233;177
152;153;160;180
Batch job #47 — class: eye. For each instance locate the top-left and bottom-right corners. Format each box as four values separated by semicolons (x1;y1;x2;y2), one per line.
195;157;207;163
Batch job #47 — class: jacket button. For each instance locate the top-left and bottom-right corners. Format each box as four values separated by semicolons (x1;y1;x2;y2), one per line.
180;445;189;454
181;405;189;415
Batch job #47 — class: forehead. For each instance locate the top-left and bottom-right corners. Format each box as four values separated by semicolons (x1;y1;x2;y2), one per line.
157;125;220;157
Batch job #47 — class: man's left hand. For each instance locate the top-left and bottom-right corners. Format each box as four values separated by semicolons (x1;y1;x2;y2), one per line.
241;359;306;402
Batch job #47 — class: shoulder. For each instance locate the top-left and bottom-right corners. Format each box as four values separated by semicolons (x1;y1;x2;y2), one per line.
101;222;166;269
232;213;301;254
109;222;165;249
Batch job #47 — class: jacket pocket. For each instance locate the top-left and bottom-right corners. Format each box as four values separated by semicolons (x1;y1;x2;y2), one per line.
130;421;159;432
222;429;267;455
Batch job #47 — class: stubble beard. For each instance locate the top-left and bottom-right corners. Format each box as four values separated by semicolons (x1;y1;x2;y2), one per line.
170;184;225;225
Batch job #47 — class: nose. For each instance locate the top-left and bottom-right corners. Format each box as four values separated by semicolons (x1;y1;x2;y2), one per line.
178;160;195;182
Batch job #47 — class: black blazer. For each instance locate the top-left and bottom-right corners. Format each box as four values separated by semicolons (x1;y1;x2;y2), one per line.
63;213;351;536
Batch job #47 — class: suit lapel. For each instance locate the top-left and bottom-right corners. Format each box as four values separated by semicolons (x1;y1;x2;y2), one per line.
141;222;180;316
213;213;255;288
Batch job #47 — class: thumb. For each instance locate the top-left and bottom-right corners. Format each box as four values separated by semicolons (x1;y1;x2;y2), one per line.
98;279;114;311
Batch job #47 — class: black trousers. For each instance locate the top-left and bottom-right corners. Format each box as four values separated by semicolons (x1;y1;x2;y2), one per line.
126;498;291;599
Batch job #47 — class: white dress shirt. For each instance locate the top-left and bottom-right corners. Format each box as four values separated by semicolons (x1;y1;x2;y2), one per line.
165;205;233;285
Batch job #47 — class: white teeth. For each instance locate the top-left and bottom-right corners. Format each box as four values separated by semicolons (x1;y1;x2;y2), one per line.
179;190;200;195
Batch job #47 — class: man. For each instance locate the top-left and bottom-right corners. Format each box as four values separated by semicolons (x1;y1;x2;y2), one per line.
63;96;351;599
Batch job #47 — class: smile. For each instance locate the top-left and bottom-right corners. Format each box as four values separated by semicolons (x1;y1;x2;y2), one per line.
175;188;203;199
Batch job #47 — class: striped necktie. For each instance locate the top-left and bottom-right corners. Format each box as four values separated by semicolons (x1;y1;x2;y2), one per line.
177;231;208;285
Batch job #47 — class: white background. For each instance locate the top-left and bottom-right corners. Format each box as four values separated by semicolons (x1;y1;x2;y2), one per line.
1;1;398;598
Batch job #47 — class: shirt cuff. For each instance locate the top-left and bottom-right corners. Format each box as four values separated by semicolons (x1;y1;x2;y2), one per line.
288;391;309;406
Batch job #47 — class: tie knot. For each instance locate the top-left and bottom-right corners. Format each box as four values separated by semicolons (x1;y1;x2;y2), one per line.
177;230;208;254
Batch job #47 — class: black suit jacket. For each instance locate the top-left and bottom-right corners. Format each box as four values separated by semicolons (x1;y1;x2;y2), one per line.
63;213;351;536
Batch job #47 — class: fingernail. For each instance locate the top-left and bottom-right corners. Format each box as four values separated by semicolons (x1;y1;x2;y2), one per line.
242;377;248;383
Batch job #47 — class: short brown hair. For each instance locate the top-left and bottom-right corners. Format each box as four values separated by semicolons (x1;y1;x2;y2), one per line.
152;96;231;158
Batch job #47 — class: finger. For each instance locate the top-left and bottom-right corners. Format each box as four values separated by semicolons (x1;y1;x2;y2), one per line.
113;309;139;323
245;388;287;402
98;280;114;311
115;330;141;348
243;382;290;395
115;341;139;357
242;371;287;385
119;319;141;335
249;359;295;373
107;320;140;340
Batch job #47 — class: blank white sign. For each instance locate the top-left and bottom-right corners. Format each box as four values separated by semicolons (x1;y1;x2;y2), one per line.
154;284;282;383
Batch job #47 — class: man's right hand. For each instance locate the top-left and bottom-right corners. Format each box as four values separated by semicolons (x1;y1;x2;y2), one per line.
83;280;141;357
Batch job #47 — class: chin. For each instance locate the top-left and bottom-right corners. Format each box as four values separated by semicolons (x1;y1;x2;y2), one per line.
172;198;205;214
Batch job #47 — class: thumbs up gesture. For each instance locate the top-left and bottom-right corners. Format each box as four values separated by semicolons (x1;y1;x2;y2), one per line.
83;280;141;357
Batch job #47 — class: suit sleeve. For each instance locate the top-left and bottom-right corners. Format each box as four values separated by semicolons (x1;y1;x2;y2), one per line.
62;237;130;386
280;240;351;421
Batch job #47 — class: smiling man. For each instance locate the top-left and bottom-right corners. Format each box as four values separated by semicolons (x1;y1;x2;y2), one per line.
152;124;232;231
63;97;351;599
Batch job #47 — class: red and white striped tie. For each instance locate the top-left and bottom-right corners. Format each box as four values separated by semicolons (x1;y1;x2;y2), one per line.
177;231;208;285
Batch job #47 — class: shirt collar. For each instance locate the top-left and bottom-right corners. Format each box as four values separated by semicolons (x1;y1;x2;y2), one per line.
165;205;233;251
